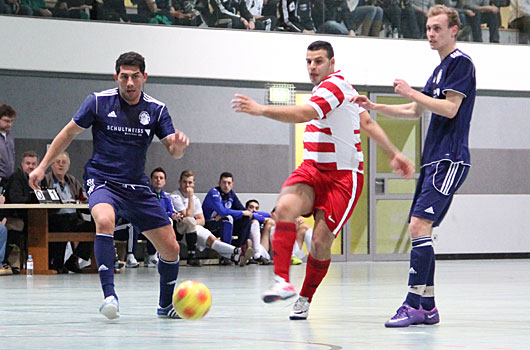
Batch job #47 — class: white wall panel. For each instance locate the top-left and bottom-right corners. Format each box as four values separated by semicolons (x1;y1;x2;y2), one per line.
2;16;530;92
434;195;530;253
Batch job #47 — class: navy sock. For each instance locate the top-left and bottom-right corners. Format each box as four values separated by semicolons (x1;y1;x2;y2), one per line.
158;256;180;308
421;253;436;310
94;234;117;299
405;236;433;309
221;217;233;244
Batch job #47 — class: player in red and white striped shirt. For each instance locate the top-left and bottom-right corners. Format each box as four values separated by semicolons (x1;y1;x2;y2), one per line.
232;40;414;320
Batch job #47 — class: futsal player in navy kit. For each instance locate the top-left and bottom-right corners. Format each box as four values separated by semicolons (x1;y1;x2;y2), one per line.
353;5;476;327
29;52;189;320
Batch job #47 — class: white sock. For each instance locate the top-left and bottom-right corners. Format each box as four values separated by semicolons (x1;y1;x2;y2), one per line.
249;221;262;259
262;249;270;260
292;241;306;260
212;240;236;259
304;228;313;254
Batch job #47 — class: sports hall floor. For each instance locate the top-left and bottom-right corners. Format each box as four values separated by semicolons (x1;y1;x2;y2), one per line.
1;259;529;350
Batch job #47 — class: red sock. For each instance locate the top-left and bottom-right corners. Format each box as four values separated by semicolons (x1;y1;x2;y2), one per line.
271;222;297;282
300;254;331;303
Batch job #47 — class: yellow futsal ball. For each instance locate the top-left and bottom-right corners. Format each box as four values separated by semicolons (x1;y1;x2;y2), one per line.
172;280;212;320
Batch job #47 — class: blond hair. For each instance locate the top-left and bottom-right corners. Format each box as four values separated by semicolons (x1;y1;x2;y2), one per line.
427;4;461;29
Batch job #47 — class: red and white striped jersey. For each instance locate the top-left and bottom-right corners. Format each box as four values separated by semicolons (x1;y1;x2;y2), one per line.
304;71;365;172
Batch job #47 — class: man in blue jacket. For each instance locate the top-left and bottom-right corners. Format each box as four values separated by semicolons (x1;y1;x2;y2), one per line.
202;172;253;265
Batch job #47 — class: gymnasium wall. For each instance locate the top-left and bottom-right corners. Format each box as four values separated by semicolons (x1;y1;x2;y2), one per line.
1;15;529;254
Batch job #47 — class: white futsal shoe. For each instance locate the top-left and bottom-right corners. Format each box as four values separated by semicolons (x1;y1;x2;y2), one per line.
126;254;140;268
262;275;296;303
99;295;120;320
289;296;310;320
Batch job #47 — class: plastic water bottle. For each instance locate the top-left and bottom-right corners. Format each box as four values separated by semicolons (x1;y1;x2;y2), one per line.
392;28;399;39
27;255;34;276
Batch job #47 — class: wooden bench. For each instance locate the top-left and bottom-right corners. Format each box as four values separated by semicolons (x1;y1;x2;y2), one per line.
1;203;95;274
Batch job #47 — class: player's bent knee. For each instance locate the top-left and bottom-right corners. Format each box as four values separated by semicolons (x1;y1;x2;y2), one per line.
408;218;432;238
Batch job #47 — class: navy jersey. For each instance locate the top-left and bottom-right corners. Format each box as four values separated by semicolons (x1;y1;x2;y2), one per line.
73;88;175;184
202;186;245;220
421;49;476;166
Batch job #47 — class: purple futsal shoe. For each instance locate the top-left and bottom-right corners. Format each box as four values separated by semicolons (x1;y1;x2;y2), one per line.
421;306;440;325
385;303;425;328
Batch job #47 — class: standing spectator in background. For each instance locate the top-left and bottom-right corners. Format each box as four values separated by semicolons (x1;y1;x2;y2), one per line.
0;105;16;187
463;0;500;43
0;194;11;276
509;0;530;44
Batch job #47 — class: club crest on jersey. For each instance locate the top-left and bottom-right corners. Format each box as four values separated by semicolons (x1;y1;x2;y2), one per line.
139;111;150;125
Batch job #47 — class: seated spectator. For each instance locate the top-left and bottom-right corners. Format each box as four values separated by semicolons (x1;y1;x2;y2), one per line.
143;167;180;267
375;0;421;38
21;0;67;17
4;150;39;272
0;194;12;276
0;0;32;15
265;212;313;265
42;151;93;273
133;0;173;23
55;0;91;19
509;0;530;44
463;0;500;42
245;199;273;265
209;0;256;29
277;0;316;32
171;0;206;26
0;105;17;189
245;0;278;29
438;0;473;41
410;0;435;38
202;171;253;265
171;170;251;266
96;0;129;21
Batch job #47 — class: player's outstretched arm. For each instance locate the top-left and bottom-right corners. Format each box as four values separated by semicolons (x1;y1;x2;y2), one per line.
162;130;189;159
394;79;463;119
351;95;423;119
232;94;317;124
360;111;414;179
29;120;84;190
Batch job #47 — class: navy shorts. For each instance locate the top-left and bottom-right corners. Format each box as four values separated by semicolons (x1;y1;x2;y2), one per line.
409;160;470;227
85;179;171;232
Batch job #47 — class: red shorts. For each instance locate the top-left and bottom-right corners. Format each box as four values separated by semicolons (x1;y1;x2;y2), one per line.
282;160;364;236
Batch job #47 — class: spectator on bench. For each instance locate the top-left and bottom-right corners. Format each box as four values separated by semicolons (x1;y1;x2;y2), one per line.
202;171;254;265
509;0;530;44
42;151;93;273
171;170;252;266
